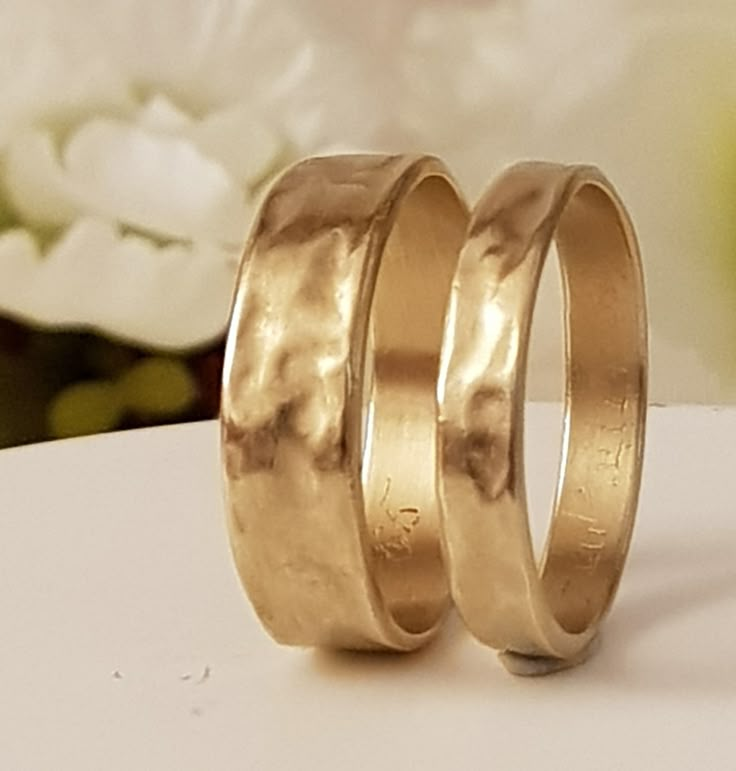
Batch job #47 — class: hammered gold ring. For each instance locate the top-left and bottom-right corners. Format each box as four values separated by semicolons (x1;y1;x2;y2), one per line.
437;162;648;674
221;154;468;650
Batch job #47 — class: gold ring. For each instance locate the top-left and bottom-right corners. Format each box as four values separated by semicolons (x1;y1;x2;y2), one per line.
221;154;469;650
437;162;647;674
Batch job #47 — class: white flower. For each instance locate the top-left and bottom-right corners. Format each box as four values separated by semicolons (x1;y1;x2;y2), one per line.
0;0;308;349
0;96;286;348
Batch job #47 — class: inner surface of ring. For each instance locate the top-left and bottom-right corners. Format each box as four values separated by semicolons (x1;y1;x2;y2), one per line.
541;183;645;635
363;176;467;635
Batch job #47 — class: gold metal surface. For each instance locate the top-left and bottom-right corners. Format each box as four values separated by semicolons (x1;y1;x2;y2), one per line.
437;162;648;673
221;154;469;650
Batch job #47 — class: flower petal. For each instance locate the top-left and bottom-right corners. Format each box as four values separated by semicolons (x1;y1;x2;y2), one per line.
0;218;237;349
136;94;193;134
63;117;250;246
0;1;135;148
189;105;282;189
4;130;81;227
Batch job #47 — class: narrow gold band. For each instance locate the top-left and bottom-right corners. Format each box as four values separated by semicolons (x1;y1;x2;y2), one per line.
221;154;468;650
437;162;647;673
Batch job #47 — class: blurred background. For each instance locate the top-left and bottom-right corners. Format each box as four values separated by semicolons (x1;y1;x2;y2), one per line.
1;0;735;447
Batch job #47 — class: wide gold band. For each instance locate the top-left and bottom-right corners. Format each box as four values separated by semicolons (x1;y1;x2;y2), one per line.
437;162;647;673
221;154;468;650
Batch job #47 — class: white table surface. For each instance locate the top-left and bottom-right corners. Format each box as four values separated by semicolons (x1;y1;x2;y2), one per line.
1;404;735;771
